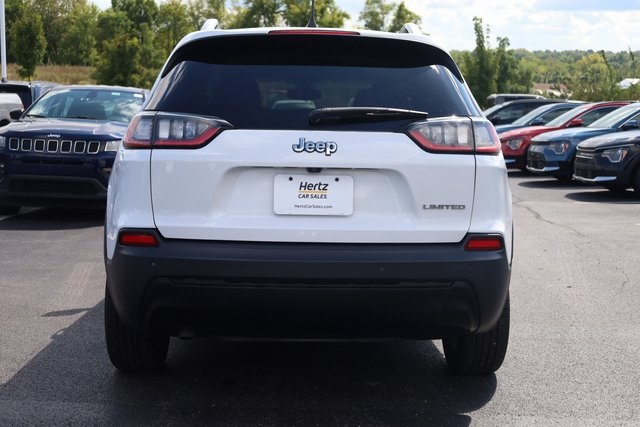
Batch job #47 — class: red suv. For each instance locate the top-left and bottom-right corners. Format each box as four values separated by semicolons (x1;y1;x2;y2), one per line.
498;101;629;169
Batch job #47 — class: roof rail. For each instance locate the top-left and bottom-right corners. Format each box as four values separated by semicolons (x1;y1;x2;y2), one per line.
398;23;421;34
201;19;220;31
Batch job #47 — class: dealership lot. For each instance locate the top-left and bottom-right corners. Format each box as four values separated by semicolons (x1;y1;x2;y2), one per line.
0;172;638;425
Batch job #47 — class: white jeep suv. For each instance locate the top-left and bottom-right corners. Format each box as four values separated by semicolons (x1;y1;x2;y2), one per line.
104;24;513;374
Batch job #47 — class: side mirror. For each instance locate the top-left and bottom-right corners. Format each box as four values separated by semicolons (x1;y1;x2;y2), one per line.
566;118;584;128
9;109;24;120
529;118;545;126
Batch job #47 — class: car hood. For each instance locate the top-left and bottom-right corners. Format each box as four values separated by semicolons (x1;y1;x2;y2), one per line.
494;124;523;133
497;125;553;139
531;127;611;143
578;129;640;149
0;118;128;139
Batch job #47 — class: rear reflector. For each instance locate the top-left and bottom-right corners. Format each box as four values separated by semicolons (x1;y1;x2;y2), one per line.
465;237;504;251
119;232;159;247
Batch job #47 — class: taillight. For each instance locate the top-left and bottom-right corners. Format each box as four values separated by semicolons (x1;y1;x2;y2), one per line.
465;236;504;251
123;113;226;149
118;231;159;247
123;115;154;148
407;117;501;154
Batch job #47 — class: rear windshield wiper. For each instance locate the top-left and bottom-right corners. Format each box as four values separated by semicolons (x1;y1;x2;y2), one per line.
309;107;429;125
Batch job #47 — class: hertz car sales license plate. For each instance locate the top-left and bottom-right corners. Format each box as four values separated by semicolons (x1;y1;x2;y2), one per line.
273;175;353;216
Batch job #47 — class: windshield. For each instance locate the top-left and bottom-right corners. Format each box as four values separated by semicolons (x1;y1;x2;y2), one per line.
545;103;595;127
510;104;556;125
587;103;640;128
25;88;145;123
482;104;503;116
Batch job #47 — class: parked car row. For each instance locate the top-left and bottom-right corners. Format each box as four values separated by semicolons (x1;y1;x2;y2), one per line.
0;83;147;214
483;98;567;126
494;100;640;196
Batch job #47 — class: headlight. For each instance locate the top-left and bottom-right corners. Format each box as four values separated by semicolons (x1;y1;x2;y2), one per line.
601;147;630;163
550;141;570;155
104;140;121;152
0;136;5;150
505;138;524;150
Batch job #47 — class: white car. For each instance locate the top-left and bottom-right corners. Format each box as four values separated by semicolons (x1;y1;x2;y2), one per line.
104;22;513;374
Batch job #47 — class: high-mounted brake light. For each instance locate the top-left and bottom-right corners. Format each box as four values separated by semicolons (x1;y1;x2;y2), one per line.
119;232;159;247
465;236;504;251
123;113;225;149
407;117;501;154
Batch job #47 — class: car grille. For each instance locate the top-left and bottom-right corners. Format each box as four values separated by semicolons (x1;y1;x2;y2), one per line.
575;152;596;164
8;137;103;154
527;150;545;169
574;151;596;178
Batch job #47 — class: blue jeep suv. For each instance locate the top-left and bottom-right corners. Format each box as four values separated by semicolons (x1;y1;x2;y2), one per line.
0;85;146;214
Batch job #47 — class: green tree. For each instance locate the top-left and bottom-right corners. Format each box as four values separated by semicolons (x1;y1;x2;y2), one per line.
283;0;349;27
93;3;162;87
30;0;79;64
566;52;620;101
494;37;516;93
4;0;27;63
359;0;420;32
112;0;158;29
234;0;282;27
359;0;394;31
10;11;47;79
92;33;142;86
94;9;134;53
388;1;421;32
186;0;226;30
511;64;534;94
157;0;193;58
225;0;350;29
462;17;495;106
58;1;100;65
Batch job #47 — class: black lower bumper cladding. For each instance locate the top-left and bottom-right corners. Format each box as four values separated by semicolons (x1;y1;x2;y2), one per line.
106;230;511;339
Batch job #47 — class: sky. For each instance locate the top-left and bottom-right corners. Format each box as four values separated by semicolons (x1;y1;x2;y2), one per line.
91;0;640;52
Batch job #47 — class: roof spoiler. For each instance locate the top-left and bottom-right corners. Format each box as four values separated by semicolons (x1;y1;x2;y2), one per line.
398;23;422;34
201;19;220;31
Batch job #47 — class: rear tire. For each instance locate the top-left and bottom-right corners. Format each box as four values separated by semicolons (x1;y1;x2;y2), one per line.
442;294;510;375
104;281;169;372
0;205;20;215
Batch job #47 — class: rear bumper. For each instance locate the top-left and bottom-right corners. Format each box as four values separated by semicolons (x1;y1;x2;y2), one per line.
105;231;511;339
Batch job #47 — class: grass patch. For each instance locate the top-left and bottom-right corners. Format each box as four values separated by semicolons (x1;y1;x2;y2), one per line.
5;64;96;84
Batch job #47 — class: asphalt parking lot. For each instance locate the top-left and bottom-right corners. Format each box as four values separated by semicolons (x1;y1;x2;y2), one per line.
0;172;639;426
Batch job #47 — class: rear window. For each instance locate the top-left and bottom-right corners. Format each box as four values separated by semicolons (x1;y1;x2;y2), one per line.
0;86;31;109
146;34;478;130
